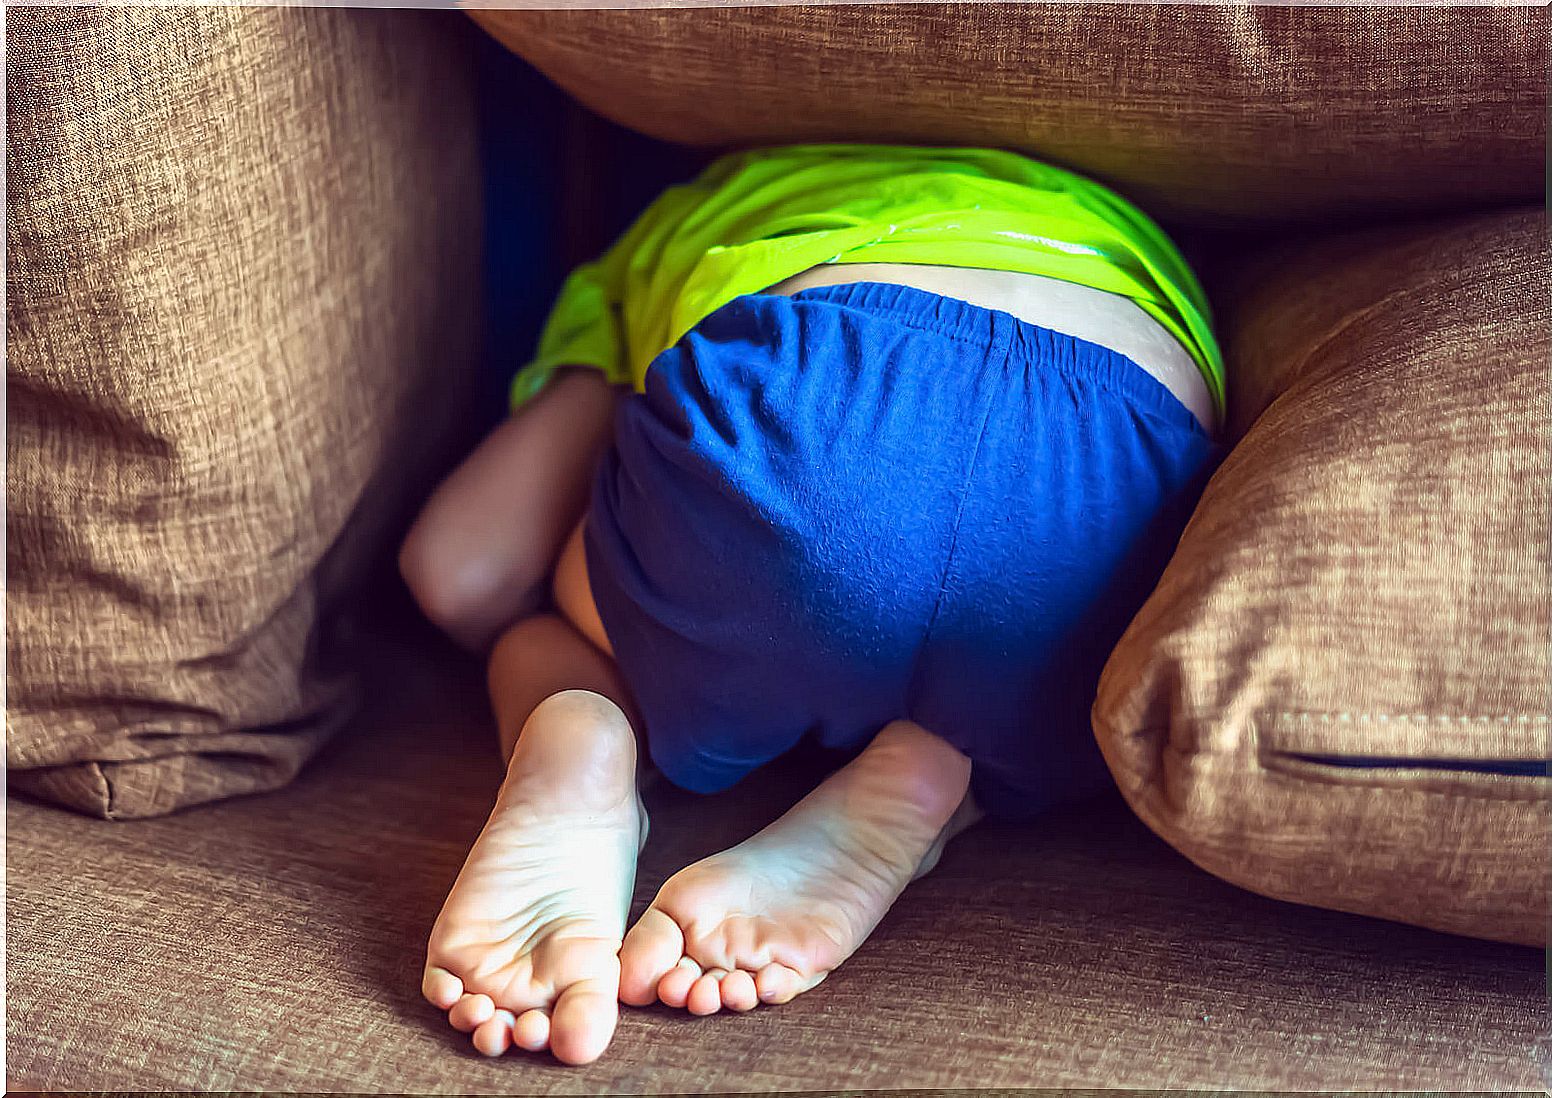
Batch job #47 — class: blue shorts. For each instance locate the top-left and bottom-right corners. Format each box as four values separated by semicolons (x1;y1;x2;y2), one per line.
586;282;1222;820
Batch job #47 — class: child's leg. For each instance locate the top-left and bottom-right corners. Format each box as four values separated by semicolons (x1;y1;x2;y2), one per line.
423;613;645;1065
399;368;618;651
618;720;981;1015
485;612;636;763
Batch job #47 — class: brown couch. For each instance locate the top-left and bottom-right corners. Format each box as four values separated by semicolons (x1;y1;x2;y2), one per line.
12;618;1545;1091
8;6;1546;1091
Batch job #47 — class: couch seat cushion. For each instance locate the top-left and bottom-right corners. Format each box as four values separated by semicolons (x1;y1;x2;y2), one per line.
8;630;1542;1091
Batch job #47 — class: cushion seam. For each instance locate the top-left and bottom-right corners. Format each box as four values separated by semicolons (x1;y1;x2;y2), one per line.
1122;728;1548;803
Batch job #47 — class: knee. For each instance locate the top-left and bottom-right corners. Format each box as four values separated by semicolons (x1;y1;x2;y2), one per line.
398;522;514;646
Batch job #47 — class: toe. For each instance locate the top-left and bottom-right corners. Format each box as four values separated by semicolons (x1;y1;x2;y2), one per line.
655;957;701;1009
422;964;463;1010
472;1010;515;1057
548;976;620;1065
619;907;687;1006
687;971;724;1016
513;1009;551;1053
720;969;759;1012
449;992;496;1032
755;964;806;1006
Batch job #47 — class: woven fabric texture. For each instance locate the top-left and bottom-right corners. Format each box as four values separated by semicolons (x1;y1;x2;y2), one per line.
471;4;1543;229
5;8;483;818
1094;205;1550;947
8;639;1543;1091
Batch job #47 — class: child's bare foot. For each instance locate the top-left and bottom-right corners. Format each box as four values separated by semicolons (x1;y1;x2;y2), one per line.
423;690;643;1064
618;720;975;1015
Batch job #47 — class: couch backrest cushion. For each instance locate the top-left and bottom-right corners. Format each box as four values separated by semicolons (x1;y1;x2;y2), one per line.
6;8;482;818
1093;204;1549;947
471;5;1543;231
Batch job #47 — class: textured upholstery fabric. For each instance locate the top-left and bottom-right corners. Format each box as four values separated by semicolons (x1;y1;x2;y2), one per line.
5;9;482;817
470;4;1543;229
1094;205;1550;948
8;637;1544;1092
6;13;1547;1091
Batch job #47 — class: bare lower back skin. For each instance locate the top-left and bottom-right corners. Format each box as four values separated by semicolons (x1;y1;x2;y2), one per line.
766;263;1217;434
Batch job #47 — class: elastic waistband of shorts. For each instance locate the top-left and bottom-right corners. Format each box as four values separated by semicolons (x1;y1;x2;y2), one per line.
784;280;1208;437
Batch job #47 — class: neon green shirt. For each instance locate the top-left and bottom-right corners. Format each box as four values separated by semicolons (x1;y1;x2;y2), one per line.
513;144;1225;418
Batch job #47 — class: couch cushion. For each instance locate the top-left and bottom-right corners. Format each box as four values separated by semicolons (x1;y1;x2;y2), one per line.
5;8;482;817
7;630;1542;1091
1094;204;1549;947
471;4;1543;230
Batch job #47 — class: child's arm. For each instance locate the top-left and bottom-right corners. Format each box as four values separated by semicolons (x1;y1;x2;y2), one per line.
399;368;618;652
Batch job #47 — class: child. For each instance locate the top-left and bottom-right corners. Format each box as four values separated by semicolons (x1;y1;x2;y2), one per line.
399;145;1224;1065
